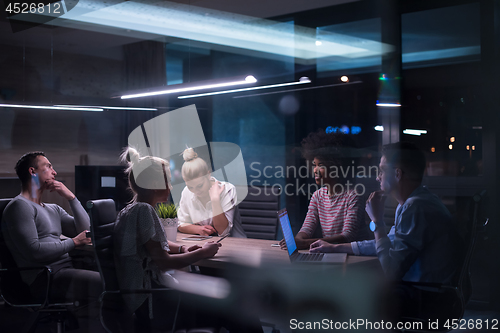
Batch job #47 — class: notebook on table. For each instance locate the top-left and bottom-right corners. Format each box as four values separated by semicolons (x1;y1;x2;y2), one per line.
278;208;347;264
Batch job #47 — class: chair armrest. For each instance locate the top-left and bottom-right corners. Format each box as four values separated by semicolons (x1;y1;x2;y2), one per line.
0;266;52;308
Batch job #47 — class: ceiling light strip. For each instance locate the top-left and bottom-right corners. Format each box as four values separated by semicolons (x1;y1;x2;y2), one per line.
55;105;157;111
376;103;401;107
232;80;362;99
403;129;427;136
0;104;103;111
178;77;311;99
122;75;257;99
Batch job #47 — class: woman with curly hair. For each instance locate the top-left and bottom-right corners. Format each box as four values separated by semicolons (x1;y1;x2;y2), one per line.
282;129;369;250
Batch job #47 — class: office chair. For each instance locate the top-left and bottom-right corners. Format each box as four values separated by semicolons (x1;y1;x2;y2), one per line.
399;190;487;332
87;198;154;333
239;185;281;240
0;198;76;333
87;199;215;333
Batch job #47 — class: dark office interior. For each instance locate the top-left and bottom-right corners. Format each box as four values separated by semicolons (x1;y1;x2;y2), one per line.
1;0;499;332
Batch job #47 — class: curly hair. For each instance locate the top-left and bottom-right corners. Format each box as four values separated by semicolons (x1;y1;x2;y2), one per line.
301;129;357;168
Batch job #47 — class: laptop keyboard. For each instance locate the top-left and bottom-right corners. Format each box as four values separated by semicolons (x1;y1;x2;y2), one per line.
296;252;324;262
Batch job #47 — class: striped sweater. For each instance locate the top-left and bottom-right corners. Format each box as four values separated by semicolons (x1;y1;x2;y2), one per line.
298;187;366;242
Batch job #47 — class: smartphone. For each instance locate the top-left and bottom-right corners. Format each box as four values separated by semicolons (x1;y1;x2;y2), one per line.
216;234;229;243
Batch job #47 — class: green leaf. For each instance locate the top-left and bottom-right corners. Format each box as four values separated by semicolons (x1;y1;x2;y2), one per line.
156;203;178;218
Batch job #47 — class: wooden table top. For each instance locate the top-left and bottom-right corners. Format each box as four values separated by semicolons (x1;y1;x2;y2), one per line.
68;229;379;270
174;232;379;269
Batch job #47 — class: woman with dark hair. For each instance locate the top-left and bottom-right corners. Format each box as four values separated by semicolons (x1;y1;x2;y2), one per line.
282;130;369;250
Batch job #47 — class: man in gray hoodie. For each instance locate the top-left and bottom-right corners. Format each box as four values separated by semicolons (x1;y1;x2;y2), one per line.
2;151;101;304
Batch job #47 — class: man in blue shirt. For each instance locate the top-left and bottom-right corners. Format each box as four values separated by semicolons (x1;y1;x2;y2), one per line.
310;142;461;283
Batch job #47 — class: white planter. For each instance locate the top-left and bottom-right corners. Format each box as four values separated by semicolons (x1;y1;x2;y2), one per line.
160;217;178;242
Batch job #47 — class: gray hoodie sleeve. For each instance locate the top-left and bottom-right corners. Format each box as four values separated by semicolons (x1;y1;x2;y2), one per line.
3;199;75;263
60;197;91;237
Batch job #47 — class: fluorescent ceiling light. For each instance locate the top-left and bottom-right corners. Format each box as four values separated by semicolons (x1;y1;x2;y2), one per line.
403;129;427;136
376;103;401;107
15;0;392;62
232;80;362;99
55;105;157;111
121;75;256;99
178;77;311;99
0;103;103;111
374;125;384;132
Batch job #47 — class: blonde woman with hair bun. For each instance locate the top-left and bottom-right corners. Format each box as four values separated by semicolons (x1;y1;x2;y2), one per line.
177;147;247;238
113;147;222;329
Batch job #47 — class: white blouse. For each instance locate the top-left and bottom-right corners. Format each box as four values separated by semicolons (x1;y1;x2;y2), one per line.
177;177;247;238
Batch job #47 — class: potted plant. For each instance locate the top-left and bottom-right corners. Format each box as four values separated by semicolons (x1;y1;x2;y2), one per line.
156;203;179;241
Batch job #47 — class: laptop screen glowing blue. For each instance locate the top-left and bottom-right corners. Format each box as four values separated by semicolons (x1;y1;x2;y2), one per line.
278;210;297;256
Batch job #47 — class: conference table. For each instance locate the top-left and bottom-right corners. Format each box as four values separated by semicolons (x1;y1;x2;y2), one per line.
174;232;379;269
69;230;383;323
68;231;379;270
171;232;384;325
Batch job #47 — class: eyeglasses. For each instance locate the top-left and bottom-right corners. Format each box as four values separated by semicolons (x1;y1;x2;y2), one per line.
378;166;400;177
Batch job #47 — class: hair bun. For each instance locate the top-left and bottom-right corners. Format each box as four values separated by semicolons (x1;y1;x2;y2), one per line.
127;147;141;164
182;148;198;162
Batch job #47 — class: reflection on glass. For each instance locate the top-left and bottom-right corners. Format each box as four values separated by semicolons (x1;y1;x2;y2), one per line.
402;3;480;69
317;18;382;75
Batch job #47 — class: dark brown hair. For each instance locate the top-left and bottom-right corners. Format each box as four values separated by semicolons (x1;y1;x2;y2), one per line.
382;142;426;182
15;151;46;189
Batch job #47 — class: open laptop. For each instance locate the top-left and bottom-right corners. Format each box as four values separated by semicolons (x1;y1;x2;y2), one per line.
278;208;347;264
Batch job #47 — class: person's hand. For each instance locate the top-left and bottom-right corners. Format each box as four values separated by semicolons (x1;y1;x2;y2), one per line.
365;191;387;223
295;237;314;250
72;230;91;247
208;180;225;202
196;225;217;236
186;244;202;252
309;240;337;253
201;241;222;257
44;179;75;201
279;238;287;250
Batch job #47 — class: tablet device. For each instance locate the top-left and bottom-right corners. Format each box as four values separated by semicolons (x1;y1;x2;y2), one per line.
181;236;213;241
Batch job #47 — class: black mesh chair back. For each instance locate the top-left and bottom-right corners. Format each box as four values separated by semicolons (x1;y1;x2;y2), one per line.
238;186;280;240
87;199;130;332
86;199;119;293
